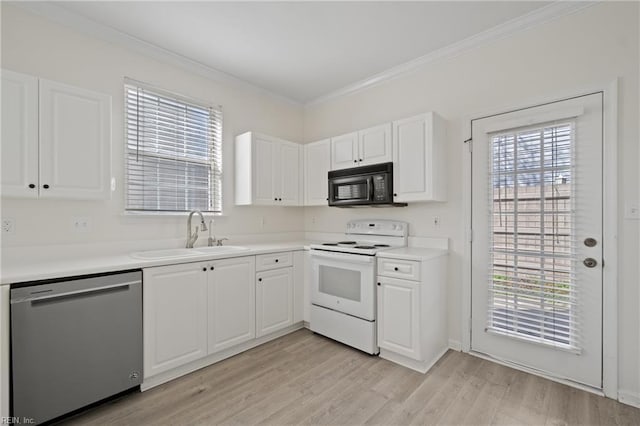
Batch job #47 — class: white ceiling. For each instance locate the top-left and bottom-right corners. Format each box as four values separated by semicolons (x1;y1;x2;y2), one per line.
52;1;552;104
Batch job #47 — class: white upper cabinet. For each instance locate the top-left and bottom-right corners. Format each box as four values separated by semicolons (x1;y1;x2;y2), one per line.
330;131;358;170
330;124;391;170
39;79;112;200
392;112;447;202
1;70;112;200
358;123;392;166
1;70;38;198
303;139;330;206
235;132;301;206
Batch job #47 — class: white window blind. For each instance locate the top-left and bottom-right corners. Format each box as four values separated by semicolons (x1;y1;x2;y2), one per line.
487;122;579;351
125;81;222;213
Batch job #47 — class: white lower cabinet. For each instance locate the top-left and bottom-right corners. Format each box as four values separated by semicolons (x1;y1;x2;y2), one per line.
143;262;208;378
207;257;256;354
256;267;294;337
376;253;448;373
377;276;420;359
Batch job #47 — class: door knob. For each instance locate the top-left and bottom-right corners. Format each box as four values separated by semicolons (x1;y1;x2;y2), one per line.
583;258;598;268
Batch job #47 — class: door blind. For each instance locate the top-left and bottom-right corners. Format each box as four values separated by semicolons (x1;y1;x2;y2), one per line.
125;81;222;213
487;122;579;351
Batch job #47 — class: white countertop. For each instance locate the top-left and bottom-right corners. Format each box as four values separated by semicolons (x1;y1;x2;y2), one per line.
377;247;448;262
1;241;309;285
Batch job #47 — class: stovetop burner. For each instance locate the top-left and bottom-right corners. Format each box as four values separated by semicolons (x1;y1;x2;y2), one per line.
322;243;339;246
374;244;390;247
338;241;357;245
354;245;376;249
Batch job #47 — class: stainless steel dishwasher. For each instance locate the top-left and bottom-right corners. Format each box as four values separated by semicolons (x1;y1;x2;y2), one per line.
10;270;143;424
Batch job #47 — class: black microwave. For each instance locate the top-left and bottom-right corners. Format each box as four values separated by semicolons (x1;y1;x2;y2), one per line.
328;162;407;207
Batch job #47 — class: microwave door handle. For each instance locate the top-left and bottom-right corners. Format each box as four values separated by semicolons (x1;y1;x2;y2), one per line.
368;177;374;201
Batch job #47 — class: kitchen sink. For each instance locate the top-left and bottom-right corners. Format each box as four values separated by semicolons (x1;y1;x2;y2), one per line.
194;246;249;254
130;248;201;259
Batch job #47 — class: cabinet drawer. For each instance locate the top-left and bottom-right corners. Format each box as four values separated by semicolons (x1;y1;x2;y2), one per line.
377;258;421;281
255;251;293;272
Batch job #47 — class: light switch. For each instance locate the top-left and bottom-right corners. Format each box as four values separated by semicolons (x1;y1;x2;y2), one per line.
624;202;640;220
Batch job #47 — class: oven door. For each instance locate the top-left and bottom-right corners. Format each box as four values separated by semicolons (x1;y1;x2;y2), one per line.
328;175;373;206
310;250;375;321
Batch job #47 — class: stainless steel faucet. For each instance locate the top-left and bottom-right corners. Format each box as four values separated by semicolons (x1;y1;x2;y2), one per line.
186;210;208;248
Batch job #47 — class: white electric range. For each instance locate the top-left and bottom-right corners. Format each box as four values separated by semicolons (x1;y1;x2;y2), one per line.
309;220;408;354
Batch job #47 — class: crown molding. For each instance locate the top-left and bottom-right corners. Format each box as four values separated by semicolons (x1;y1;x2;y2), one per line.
12;1;597;108
305;1;597;107
12;2;303;107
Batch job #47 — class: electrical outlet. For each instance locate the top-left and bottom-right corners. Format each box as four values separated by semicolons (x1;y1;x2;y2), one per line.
72;217;91;233
433;216;441;227
2;218;15;234
625;202;640;220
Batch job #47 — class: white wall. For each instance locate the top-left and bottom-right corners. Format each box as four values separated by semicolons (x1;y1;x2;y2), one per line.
0;4;305;250
303;2;639;400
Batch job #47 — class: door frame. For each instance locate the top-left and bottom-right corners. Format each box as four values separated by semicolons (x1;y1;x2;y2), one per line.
461;79;619;398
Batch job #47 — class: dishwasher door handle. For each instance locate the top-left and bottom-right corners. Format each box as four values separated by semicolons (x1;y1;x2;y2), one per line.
19;281;140;304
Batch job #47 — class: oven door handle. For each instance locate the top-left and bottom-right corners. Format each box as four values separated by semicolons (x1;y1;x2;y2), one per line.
310;250;375;264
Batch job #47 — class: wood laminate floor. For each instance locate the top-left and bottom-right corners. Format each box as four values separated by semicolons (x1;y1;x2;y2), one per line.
64;329;640;426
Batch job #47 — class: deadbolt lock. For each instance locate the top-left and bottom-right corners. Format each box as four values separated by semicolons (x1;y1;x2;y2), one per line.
583;258;598;268
584;238;597;247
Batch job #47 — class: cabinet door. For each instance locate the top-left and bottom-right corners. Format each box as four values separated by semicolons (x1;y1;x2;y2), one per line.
377;276;420;360
256;267;293;337
393;113;446;202
143;263;208;378
278;141;301;205
1;70;39;198
253;135;276;204
39;79;111;200
330;132;358;170
358;123;392;166
208;257;256;354
303;139;330;206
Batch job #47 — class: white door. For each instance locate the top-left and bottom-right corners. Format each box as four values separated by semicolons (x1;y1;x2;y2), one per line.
143;263;208;378
330;132;358;170
358;123;392;166
471;93;603;388
304;139;330;206
207;257;256;354
377;276;420;359
256;267;293;337
39;79;111;200
253;135;275;204
1;70;39;198
278;141;300;205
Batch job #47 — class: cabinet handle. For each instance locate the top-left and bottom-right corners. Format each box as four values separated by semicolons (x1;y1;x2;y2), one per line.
393;193;397;197
210;266;214;271
28;184;35;189
43;184;50;189
258;278;262;282
279;198;282;201
359;159;363;162
353;160;357;163
202;267;207;272
275;259;279;263
394;267;399;271
377;282;381;286
274;197;277;201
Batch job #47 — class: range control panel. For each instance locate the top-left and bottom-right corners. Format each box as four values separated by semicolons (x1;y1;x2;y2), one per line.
345;220;408;237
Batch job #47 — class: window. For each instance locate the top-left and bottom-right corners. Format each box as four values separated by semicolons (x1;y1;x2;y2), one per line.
125;80;222;213
488;122;578;350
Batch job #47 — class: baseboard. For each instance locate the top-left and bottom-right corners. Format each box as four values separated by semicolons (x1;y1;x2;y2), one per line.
379;346;448;374
448;339;462;351
141;322;304;391
618;390;640;408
